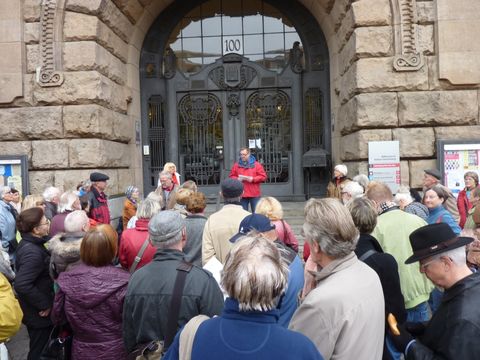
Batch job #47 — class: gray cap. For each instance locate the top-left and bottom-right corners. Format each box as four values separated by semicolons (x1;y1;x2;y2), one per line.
221;178;244;199
148;210;185;245
424;169;441;180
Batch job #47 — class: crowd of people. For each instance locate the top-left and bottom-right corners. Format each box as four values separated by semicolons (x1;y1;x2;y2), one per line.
0;154;480;360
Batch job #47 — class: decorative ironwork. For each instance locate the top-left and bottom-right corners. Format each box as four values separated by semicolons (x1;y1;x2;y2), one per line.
304;88;323;151
289;41;303;74
147;96;166;187
209;65;257;90
246;90;291;183
226;93;241;118
178;93;223;186
37;0;64;87
391;0;424;71
163;47;176;79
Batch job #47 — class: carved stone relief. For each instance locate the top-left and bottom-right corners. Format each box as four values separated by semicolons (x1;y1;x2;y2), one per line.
209;64;257;90
391;0;424;71
37;0;64;87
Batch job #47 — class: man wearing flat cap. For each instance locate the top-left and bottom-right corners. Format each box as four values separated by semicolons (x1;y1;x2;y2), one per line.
390;223;480;359
202;178;250;265
87;172;111;224
422;169;459;223
123;211;224;353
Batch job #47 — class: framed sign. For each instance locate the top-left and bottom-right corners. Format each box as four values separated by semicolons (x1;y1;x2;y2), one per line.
437;140;480;197
368;141;401;193
0;155;29;196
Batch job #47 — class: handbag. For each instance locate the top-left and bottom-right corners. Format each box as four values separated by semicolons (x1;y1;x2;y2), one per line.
40;324;72;360
127;261;193;360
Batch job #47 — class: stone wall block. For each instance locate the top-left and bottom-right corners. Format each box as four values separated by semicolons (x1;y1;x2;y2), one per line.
98;0;134;42
351;0;391;26
336;9;355;52
24;22;40;44
63;42;127;85
341;129;393;161
29;170;55;195
139;0;154;6
398;90;478;126
343;161;369;177
24;0;41;22
393;127;435;158
69;139;130;168
64;12;128;63
113;115;133;143
117;168;134;195
417;1;435;24
65;0;103;15
26;44;40;74
328;0;350;29
54;169;119;194
33;71;129;113
340;92;398;134
340;58;429;103
0;107;63;140
112;0;145;23
409;159;437;188
0;141;32;166
400;160;410;186
434;126;480;141
32;140;69;169
418;25;434;56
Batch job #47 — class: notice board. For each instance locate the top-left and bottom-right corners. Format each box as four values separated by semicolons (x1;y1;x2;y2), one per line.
368;141;401;193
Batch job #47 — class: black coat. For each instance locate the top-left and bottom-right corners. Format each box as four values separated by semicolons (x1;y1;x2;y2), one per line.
14;233;54;329
355;233;407;360
407;272;480;359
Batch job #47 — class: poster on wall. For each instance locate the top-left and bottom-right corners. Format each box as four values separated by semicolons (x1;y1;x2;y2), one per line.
437;140;480;197
368;141;401;193
0;155;29;196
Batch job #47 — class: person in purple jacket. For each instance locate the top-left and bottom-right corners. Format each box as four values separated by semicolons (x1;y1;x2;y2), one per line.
51;224;130;359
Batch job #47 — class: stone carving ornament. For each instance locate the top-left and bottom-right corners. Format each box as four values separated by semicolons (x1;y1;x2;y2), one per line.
178;93;222;125
391;0;424;71
37;0;64;87
289;41;303;74
209;62;257;90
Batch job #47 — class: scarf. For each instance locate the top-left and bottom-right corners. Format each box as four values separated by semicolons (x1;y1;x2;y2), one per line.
238;154;256;169
378;201;399;216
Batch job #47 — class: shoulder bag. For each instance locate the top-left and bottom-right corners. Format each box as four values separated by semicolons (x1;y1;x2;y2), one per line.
129;237;151;273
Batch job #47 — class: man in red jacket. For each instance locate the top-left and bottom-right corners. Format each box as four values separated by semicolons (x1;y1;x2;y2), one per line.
229;147;267;213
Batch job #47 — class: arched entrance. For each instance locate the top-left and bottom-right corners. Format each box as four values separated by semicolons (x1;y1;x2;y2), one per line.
141;0;330;199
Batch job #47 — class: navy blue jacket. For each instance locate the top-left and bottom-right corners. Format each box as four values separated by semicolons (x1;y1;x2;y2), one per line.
163;297;323;360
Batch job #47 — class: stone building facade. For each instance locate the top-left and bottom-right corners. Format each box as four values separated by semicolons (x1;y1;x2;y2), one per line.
0;0;479;198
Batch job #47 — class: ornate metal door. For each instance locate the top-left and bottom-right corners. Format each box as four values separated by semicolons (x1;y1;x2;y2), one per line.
171;54;301;198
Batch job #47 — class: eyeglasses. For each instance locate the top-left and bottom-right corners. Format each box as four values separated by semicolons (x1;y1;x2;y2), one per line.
239;152;249;156
419;257;438;271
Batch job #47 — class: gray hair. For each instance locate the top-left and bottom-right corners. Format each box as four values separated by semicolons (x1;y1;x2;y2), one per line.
343;181;364;198
136;198;161;219
148;210;185;248
394;185;413;205
347;198;377;234
303;198;359;258
64;210;89;233
433;246;467;266
221;235;288;312
58;191;79;213
159;170;172;180
0;185;11;199
43;186;61;201
352;174;369;190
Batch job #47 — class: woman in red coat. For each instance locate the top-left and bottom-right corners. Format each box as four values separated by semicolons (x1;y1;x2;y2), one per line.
229;148;267;213
457;171;479;228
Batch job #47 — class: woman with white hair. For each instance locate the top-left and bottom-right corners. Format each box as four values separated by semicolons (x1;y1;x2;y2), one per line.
163;235;323;360
326;164;351;199
289;198;385;360
49;191;81;237
42;186;61;220
394;185;428;221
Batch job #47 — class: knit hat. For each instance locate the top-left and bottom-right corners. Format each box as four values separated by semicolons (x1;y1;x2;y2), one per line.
125;186;138;199
334;164;348;177
148;210;185;246
221;178;244;199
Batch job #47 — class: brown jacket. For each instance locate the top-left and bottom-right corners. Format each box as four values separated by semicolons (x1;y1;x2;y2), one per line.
155;185;178;210
326;177;351;199
122;199;137;230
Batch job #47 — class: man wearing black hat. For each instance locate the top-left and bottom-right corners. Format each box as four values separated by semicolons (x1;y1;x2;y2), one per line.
390;223;480;359
202;178;250;265
87;172;110;224
423;169;459;223
230;213;304;327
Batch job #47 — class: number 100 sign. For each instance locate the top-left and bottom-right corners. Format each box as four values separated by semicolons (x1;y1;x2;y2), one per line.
223;36;242;55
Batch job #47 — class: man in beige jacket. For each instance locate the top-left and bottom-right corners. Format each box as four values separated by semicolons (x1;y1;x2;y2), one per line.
202;179;250;265
289;198;385;360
